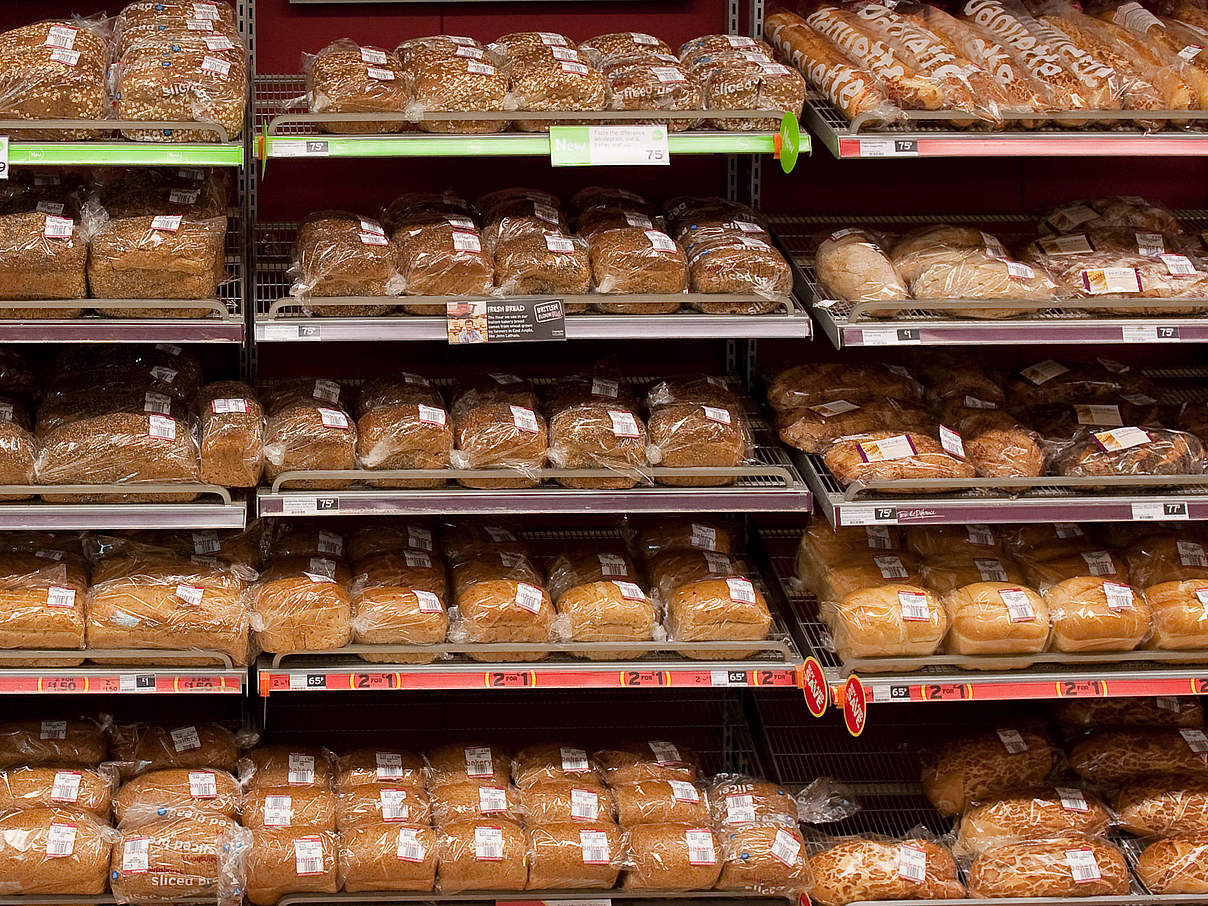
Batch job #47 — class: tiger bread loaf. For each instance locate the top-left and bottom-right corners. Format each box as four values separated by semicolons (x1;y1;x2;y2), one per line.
0;808;112;894
114;768;242;827
431;781;522;825
253;557;352;654
611;780;705;826
450;579;554;661
1051;694;1205;732
1135;836;1208;894
966;837;1130;898
245;786;337;831
246;827;338;906
807;838;965;906
716;824;811;894
111;722;242;778
666;576;772;658
339;822;437;892
109;815;251;904
956;787;1111;854
595;741;700;785
512;743;603;789
527;821;626;889
436;819;528;891
942;582;1051;661
1070;728;1208;784
520;781;615;825
551;580;658;658
623;823;722;889
822;584;947;664
425;743;511;789
923;727;1061;815
0;766;113;817
0;718;106;769
247;746;334;791
1113;774;1208;836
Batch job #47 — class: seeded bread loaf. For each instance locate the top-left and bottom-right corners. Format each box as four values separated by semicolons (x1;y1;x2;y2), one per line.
0;21;109;140
0;212;87;310
411;57;508;133
494;233;592;296
581;32;674;63
648;403;744;487
589;227;687;307
307;40;409;134
263;399;357;490
505;54;608;132
357;400;452;490
196;381;264;488
248;746;334;791
0;808;111;894
606;58;703;130
395;219;493;302
957;790;1112;855
111;722;240;777
453;402;548;490
453;579;554;661
685;234;790;310
290;211;401;313
716;824;810;894
548;402;648;489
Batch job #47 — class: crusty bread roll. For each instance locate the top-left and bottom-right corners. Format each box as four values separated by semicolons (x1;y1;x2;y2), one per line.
0;718;106;769
808;838;964;906
335;747;425;791
112;722;238;777
1070;729;1208;784
433;782;523;826
942;582;1050;659
248;746;333;791
623;823;721;889
512;744;602;790
527;821;625;889
710;779;797;827
0;808;112;894
245;786;337;831
437;819;528;892
823;584;947;664
666;577;772;658
425;743;510;789
552;581;657;657
337;784;429;830
1044;576;1151;652
611;780;703;826
923;728;1059;815
966;837;1130;898
1135;836;1208;894
114;768;242;827
246;827;338;906
1143;580;1208;649
716;824;810;894
956;789;1111;854
338;822;437;892
595;742;699;785
1114;775;1208;836
0;766;112;817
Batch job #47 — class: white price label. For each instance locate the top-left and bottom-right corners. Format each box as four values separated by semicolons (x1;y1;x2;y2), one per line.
1093;426;1150;452
40;721;66;740
1123;324;1183;342
477;786;507;814
1056;786;1089;812
1178;540;1208;567
613;580;646;601
685;828;716;865
725;793;757;825
974;558;1008;582
1076;404;1122;426
1179;727;1208;754
414;590;443;613
1132;501;1190;520
1103;581;1135;611
151;215;182;232
510;405;539;433
43;215;73;239
46;586;76;609
148;414;176;441
898;843;927;882
465;746;494;778
607;409;641;438
898;591;931;622
770;828;802;866
188;771;218;799
874;555;908;580
122;836;150;873
1065;848;1102;883
294;836;325;876
579;829;611;864
571;787;600;820
669;780;700;802
288;753;316;785
725;577;757;603
474;826;504;861
318;408;349;429
397;827;426;862
264;795;292;826
999;588;1036;623
46;822;76;858
858;137;919;158
380;788;411;821
860;326;922;346
175;584;204;606
710;670;749;687
810;399;860;417
939;424;965;459
997;728;1028;753
514;582;545;614
51;771;81;803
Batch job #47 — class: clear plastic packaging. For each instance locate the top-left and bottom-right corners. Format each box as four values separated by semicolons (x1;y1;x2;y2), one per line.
337;785;428;829
581;33;673;64
1069;728;1208;783
252;558;352;654
409;56;509;134
604;58;702;131
922;728;1061;815
110;815;251;906
594;742;700;785
666;577;772;657
710;776;798;827
1135;836;1208;895
338;822;437;892
777;399;931;455
638;519;735;559
822;430;977;492
527;820;628;888
551;581;658;657
436;818;528;891
548;400;648;489
0;211;88;308
589;227;687;304
244;786;337;831
699;57;807;131
0;556;86;665
966;836;1130;898
545;548;640;604
113;768;242;827
449;579;554;660
809;835;966;906
451;550;542;598
394;218;493;301
356;399;452;489
941;581;1051;658
425;744;511;790
611;780;706;825
0;765;114;817
335;748;424;792
350;578;447;663
650;549;738;604
955;788;1111;855
716;823;811;895
494;232;591;297
822;583;947;664
766;362;921;413
684;232;790;309
0;19;110;141
196;380;264;488
1052;427;1205;481
521;782;614;825
811;552;926;601
247;745;334;791
305;40;409;134
1043;576;1151;652
245;826;338;906
262;398;357;490
0;718;107;768
1113;775;1208;836
354;551;447;601
289;211;402;313
431;781;520;826
648;403;746;487
110;722;243;777
0;807;114;895
622;822;721;889
1052;695;1204;733
451;400;548;490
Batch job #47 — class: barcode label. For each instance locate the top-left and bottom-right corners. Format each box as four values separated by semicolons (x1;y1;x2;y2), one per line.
415;590;443;613
367;66;395;80
44;25;77;49
648;741;681;764
999;588;1036;623
318;408;349;429
376;752;404;780
361;47;388;64
404;550;432;568
874;555;908;580
997;728;1028;753
580;829;610;864
669;780;700;802
46;586;76;609
571;788;599;820
1103;581;1135;611
810;399;859;417
314;530;343;555
608;409;641;438
939;424;965;459
477;786;507;814
560;746;589;772
1081;551;1117;576
592;377;619;398
123;836;150;873
702;405;732;424
418;404;447;427
1178;540;1208;567
974;558;1008;582
898;843;927;882
43;215;73;239
474;826;504;861
148;414;176;440
613;580;645;601
769;828;802;866
188;771;217;799
143;392;171;415
598;552;627;576
210;398;250;414
397;827;426;862
514;582;545;614
380;789;410;821
288;753;316;785
294;836;325;876
175;584;204;606
725;794;756;825
451;229;482;252
1180;728;1208;754
686;828;716;865
191;533;219;556
170;725;202;753
151;215;182;232
308;558;337;579
511;405;539;433
1157;696;1180;711
41;721;66;740
690;524;718;550
203;33;234;51
645;229;679;252
726;577;757;603
465;746;494;778
201;55;232;77
1021;359;1070;385
264;795;292;826
1056;786;1089;812
466;61;496;74
46;822;76;858
1065;848;1101;883
898;591;930;622
51;771;81;803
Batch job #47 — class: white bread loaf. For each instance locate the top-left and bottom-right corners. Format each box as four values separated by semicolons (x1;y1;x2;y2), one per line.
942;582;1050;658
823;584;947;663
1044;576;1151;652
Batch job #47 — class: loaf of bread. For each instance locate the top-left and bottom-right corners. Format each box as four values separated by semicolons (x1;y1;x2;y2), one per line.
394;218;493;300
306;40;409;134
684;233;790;308
494;232;591;296
604;58;702;131
248;746;334;791
813;553;926;602
777;399;931;455
431;782;521;825
589;227;687;301
0;718;105;769
88;214;227;309
823;584;947;664
1052;695;1205;732
1044;576;1151;652
920;551;1024;594
289;211;401;312
347;520;437;560
711;778;797;828
246;827;338;906
666;577;772;657
111;722;239;777
1143;579;1208;649
351;582;447;663
354;550;447;600
254;558;351;653
527;821;625;889
610;780;704;826
649;550;738;604
452;550;542;597
339;822;437;892
648;403;744;487
716;824;810;894
1021;549;1130;590
1070;729;1208;784
0;419;36;499
114;768;242;827
581;32;673;63
595;742;700;785
638;519;733;558
197;381;264;488
245;787;337;831
957;789;1111;854
623;823;721;889
0;808;111;894
426;743;511;789
967;837;1130;898
0;554;85;666
823;431;977;491
942;582;1051;658
923;728;1060;815
813;229;908;310
437;819;528;891
699;57;807;131
808;837;964;906
1135;836;1208;895
512;744;602;790
263;399;357;490
411;56;509;134
552;581;657;657
452;580;554;660
452;401;547;490
0;20;108;139
505;52;608;132
1053;428;1204;481
1113;775;1208;836
0;767;111;817
548;401;648;490
110;815;251;904
545;549;639;604
336;784;428;830
520;781;614;825
0;211;88;305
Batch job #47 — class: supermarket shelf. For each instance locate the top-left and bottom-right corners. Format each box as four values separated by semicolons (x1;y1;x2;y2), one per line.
795;449;1208;527
756;527;1208;705
0;650;245;695
254;222;813;342
0;118;243;166
803;93;1208;159
770;212;1208;348
279;895;793;906
256;77;795;164
0;486;246;530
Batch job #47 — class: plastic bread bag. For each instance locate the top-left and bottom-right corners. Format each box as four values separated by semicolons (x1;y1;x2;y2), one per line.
891;224;1059;295
665;576;772;658
0;717;109;769
637;518;736;559
333;746;424;793
965;834;1130;897
245;826;338;905
439;521;528;564
547;400;649;489
1113;773;1208;836
337;821;436;892
545;548;640;604
113;767;242;828
1050;427;1205;483
262;397;357;490
526;821;630;888
647;403;747;488
1142;578;1208;649
109;815;252;906
1041;575;1151;653
109;723;248;778
920;554;1027;595
252;557;352;654
609;780;706;825
955;787;1112;856
580;32;673;64
350;563;448;662
683;232;790;310
577;205;660;239
345;519;436;560
1004;359;1120;409
813;228;908;312
380;189;475;234
663;196;765;238
0;764;115;818
812;551;926;601
1124;532;1208;587
806;832;965;906
716;823;812;895
765;362;922;413
699;57;807;131
356;398;452;490
509;745;602;791
494;232;591;298
1017;547;1129;591
795;778;861;826
436;818;528;891
396;35;489;75
1022;399;1164;445
938;411;1046;478
450;402;548;490
337;784;429;830
603;57;702;131
354;550;447;601
593;742;700;785
941;581;1051;659
481;197;568;250
650;549;739;604
588;227;687;308
820;584;947;664
679;33;773;67
304;39;409;134
1041;196;1182;235
710;776;799;828
922;727;1062;816
0;807;116;895
777;398;931;455
451;374;537;417
425;743;511;790
622;822;723;889
821;430;977;492
407;55;509;133
114;2;239;57
116;0;238;32
356;375;443;418
550;580;661;657
0;556;84;664
394;218;493;302
1071;727;1208;784
245;745;335;792
0;210;89;309
288;211;402;313
245;786;337;831
0;18;111;141
797;523;902;575
647;374;742;410
521;782;616;825
448;579;555;660
1134;836;1208;895
193;381;263;489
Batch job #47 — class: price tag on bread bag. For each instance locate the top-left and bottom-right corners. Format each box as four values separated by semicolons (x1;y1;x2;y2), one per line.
597;552;628;576
1075;404;1122;426
866;526;894;550
769;828;802;867
724;793;757;825
514;582;545;614
939;425;965;459
1065;848;1101;883
46;822;77;858
40;720;66;740
974;559;1008;582
1020;359;1070;385
1179;728;1208;756
474;826;505;861
1178;540;1208;567
147;414;176;441
189;771;218;799
998;588;1036;623
685;828;716;865
1103;581;1135;611
510;405;540;434
874;555;908;580
397;828;426;863
414;590;443;613
1080;550;1118;576
578;829;611;866
1056;786;1090;813
288;753;316;785
171;725;202;752
996;728;1028;753
613;581;646;602
1093;426;1151;451
571;787;600;820
122;836;150;873
857;434;916;463
668;780;700;802
51;771;81;803
810;400;860;418
897;591;930;622
264;795;293;826
465;746;494;778
648;741;681;765
725;577;757;604
294;836;326;876
1082;267;1143;295
46;586;76;609
898;843;927;882
608;409;641;438
380;789;411;821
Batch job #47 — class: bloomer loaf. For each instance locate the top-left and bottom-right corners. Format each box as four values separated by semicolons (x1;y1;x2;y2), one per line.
0;766;112;817
956;789;1112;855
246;827;338;906
823;584;946;664
623;823;722;889
245;786;337;831
0;808;111;894
1043;576;1151;652
807;838;965;906
114;768;242;827
777;399;930;455
967;837;1130;898
823;431;976;492
254;558;352;653
667;577;772;658
437;819;528;891
1071;728;1208;784
923;728;1060;815
110;815;251;904
942;582;1050;660
339;822;437;892
814;229;908;309
1053;427;1205;481
527;821;625;888
552;580;658;658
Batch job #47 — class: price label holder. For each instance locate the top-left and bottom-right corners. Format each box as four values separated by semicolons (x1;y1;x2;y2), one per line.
119;674;157;693
446;299;566;344
263;324;320;341
841;505;899;526
857;137;918;159
710;670;749;687
550;126;669;167
1132;501;1190;521
779;111;800;174
0;137;9;180
859;327;921;346
1122;325;1181;342
281;496;339;516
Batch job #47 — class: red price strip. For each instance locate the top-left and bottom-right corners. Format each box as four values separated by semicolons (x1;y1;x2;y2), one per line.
621;670;667;687
1056;680;1105;698
485;671;533;689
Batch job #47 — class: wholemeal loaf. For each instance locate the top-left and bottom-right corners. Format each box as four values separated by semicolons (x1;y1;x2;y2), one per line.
109;815;251;904
520;782;614;825
710;778;798;828
0;808;111;894
246;827;338;906
623;823;721;889
351;582;447;662
394;218;492;303
337;785;428;830
590;228;687;305
527;821;625;888
612;780;705;826
967;837;1130;898
0;766;111;817
0;212;87;308
638;519;734;558
254;558;352;653
353;549;447;600
0;419;36;499
453;401;547;490
0;718;106;768
245;787;337;831
437;819;528;891
111;723;239;778
923;728;1060;815
546;549;639;604
1070;728;1208;784
552;581;657;657
0;20;108;138
452;580;554;660
196;381;264;487
339;822;437;892
648;403;744;487
1136;836;1208;895
426;743;511;789
650;549;738;603
547;402;648;490
512;744;602;790
410;57;508;134
494;232;591;296
0;555;85;666
1112;775;1208;836
605;58;702;131
956;789;1112;854
347;520;437;560
263;398;357;490
807;838;964;906
289;211;401;313
716;824;810;894
430;782;520;825
306;40;409;134
248;746;333;791
595;742;700;786
114;768;242;828
666;577;772;657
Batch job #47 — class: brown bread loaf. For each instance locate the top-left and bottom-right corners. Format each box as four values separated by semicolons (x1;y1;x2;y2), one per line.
0;211;88;305
338;785;430;830
552;581;658;657
512;744;603;790
88;215;227;310
248;746;334;791
339;822;437;892
710;779;798;827
109;815;251;904
196;381;264;487
648;403;744;487
716;824;811;894
1114;775;1208;836
357;400;452;489
245;787;337;831
336;747;425;791
1135;836;1208;894
612;780;706;825
351;583;447;663
0;808;111;894
667;577;772;657
453;580;555;660
520;781;613;825
426;743;511;789
246;827;339;906
254;559;352;653
957;789;1112;854
624;823;721;889
527;821;626;888
0;767;112;817
437;819;528;891
453;401;548;490
111;722;239;777
306;40;410;134
0;719;105;769
595;742;700;785
114;768;242;827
